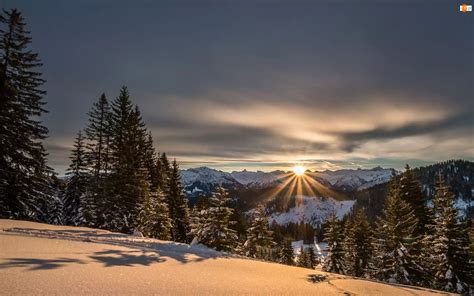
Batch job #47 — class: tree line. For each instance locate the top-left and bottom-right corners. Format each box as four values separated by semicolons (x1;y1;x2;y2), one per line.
323;166;473;294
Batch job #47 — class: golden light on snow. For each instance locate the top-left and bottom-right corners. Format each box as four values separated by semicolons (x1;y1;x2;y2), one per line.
293;165;306;176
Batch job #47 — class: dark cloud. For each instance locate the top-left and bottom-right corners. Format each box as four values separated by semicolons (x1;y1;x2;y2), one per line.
337;111;474;152
3;0;473;172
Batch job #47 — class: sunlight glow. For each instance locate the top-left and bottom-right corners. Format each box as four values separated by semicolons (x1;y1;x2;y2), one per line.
293;165;306;176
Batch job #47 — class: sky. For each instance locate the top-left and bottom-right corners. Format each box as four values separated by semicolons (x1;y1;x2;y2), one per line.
3;0;473;174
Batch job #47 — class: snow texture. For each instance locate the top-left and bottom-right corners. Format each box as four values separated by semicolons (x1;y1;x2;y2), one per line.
0;220;442;295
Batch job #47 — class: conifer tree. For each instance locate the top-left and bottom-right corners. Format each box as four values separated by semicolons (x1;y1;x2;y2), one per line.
64;131;89;225
344;209;373;277
85;93;110;177
297;246;310;268
278;239;294;266
158;152;171;190
424;175;472;294
0;9;52;220
370;180;424;285
243;205;275;259
166;159;190;242
137;183;172;240
106;87;148;232
307;247;317;269
399;165;431;236
190;186;237;251
323;213;345;274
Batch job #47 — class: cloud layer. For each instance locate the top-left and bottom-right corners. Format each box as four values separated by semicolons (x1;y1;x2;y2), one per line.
5;0;473;173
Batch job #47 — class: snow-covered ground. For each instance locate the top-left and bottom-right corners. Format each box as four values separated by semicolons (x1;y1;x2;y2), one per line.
0;220;444;295
269;196;355;227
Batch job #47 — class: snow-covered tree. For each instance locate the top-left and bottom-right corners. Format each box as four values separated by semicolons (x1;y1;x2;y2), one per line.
137;183;172;240
323;213;345;274
424;174;472;294
297;246;309;268
370;180;425;285
0;9;53;220
166;160;190;243
278;239;294;266
85;93;110;177
343;208;373;277
190;186;238;252
399;165;432;236
243;205;275;260
64;131;88;226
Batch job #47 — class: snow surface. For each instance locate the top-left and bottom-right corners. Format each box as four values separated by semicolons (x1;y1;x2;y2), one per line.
269;196;356;227
0;220;442;295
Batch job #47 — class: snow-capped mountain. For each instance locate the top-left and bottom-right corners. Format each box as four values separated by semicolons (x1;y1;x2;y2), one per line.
314;167;397;191
180;166;396;197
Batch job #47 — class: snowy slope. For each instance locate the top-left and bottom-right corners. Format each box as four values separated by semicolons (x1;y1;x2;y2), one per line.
268;196;355;227
0;220;443;296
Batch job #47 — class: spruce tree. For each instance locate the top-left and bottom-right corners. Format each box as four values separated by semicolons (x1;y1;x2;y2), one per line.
243;205;275;260
297;246;309;268
158;152;171;190
307;247;317;269
424;174;472;293
137;183;172;240
190;186;238;251
278;239;294;265
399;165;431;236
344;209;373;277
370;180;424;285
0;9;52;220
64;131;89;225
106;87;148;232
323;213;345;274
165;160;190;242
85;93;110;177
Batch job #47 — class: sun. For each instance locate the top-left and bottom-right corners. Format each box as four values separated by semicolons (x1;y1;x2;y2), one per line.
293;165;306;176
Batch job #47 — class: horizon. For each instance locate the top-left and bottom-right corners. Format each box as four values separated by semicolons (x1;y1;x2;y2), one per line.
3;1;473;175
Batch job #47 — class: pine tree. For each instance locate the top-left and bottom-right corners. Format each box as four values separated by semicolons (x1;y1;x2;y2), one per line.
243;205;275;260
0;9;52;220
190;186;238;252
137;182;172;240
64;131;89;225
307;247;317;269
85;93;110;177
106;87;148;232
278;239;294;265
297;246;309;268
158;152;171;190
323;213;345;274
399;165;431;236
344;209;373;277
424;174;472;294
165;159;190;242
370;180;424;285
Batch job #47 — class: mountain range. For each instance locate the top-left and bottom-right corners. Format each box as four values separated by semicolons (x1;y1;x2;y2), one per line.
180;160;473;227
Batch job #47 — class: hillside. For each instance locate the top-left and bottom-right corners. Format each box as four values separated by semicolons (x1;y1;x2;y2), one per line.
0;220;448;295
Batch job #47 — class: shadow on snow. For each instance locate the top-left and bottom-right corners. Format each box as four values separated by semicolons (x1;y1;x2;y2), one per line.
0;227;226;271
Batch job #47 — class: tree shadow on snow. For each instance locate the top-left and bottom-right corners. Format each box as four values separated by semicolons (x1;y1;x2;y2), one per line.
0;257;85;271
2;227;226;270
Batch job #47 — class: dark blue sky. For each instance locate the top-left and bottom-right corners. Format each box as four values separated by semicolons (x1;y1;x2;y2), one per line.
3;0;473;173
